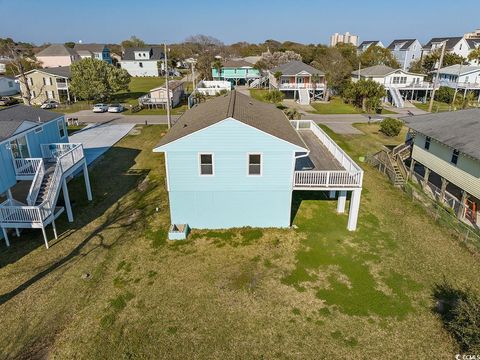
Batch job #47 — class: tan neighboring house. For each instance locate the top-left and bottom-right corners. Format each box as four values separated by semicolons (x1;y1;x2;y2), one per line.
17;66;72;105
406;109;480;225
138;81;184;108
36;44;80;68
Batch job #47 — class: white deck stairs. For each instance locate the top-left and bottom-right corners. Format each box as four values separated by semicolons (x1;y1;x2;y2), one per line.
388;87;404;108
0;143;91;249
298;88;310;105
249;76;268;88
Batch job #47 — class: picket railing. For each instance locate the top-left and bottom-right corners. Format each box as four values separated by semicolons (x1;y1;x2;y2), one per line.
13;158;43;177
26;159;45;206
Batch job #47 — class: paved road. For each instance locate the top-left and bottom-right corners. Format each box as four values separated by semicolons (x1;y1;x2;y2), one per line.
70;123;136;164
66;110;177;125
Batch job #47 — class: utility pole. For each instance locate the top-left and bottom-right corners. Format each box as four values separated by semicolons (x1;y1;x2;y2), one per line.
451;62;463;110
164;42;171;129
428;41;446;113
358;61;361;81
191;60;196;90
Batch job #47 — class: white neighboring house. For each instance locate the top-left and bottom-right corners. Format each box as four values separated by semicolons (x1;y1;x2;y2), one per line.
119;47;164;77
465;39;480;65
352;65;431;107
195;80;232;96
422;37;470;60
0;76;20;96
436;65;480;96
387;39;422;71
357;40;384;54
138;81;184;108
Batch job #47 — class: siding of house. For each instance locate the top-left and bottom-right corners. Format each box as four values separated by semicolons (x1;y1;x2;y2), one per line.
0;77;20;96
119;61;159;77
212;67;261;79
37;55;77;68
19;72;62;105
391;41;422;70
412;133;480;199
149;85;183;107
0;117;67;194
162;118;299;228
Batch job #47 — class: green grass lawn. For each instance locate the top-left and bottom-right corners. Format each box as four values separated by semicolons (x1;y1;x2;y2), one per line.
0;125;478;358
414;101;451;113
249;89;270;102
310;97;360;114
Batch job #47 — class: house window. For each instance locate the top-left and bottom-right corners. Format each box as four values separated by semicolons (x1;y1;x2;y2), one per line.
28;77;33;86
35;127;43;134
248;153;262;176
8;81;13;88
10;136;30;159
451;149;460;165
199;153;214;175
58;119;66;138
424;136;431;150
139;62;143;68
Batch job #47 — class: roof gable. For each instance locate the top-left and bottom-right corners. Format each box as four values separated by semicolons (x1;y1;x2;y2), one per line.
270;61;324;76
154;91;307;150
36;44;78;57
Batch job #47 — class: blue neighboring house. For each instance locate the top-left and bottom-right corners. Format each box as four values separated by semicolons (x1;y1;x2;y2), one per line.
154;91;363;236
73;43;112;64
0;105;92;248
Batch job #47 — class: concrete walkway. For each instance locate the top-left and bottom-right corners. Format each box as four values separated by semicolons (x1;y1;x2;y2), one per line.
70;123;136;165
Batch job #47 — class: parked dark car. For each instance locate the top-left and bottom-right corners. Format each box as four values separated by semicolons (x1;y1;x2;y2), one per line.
0;97;18;106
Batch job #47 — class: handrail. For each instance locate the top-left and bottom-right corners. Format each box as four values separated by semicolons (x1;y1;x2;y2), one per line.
294;170;362;187
13;158;43;177
26;159;45;206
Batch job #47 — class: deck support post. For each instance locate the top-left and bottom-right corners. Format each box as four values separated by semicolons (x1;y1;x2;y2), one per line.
6;190;20;237
328;191;336;199
409;159;416;179
15;228;20;237
62;179;73;222
422;167;430;190
457;190;469;220
347;189;362;231
337;191;347;214
52;220;58;240
2;227;9;247
440;178;449;204
41;227;49;249
83;162;92;201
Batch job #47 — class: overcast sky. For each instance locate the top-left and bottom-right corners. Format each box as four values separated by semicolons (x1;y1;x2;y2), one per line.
1;0;478;45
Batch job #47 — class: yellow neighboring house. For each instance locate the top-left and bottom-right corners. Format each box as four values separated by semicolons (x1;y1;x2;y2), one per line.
17;67;72;105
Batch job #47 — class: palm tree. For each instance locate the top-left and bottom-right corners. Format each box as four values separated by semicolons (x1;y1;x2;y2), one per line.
468;48;480;65
212;59;223;80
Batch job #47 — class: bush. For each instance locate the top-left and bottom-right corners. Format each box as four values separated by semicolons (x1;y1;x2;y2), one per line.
433;282;480;353
264;89;284;103
435;86;455;103
379;117;403;137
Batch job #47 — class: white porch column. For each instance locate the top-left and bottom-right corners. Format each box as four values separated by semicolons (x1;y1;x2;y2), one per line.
337;191;347;214
2;228;10;247
328;191;336;199
62;179;73;222
52;220;58;240
83;162;92;201
347;189;362;231
41;227;49;249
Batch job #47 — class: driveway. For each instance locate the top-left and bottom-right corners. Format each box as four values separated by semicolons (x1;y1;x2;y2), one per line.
69;123;136;165
66;110;179;125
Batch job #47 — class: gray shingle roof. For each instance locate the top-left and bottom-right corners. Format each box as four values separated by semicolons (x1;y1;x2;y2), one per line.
155;91;307;150
73;43;107;53
36;44;78;57
438;65;480;76
387;39;417;50
0;105;62;142
351;64;396;77
40;66;71;78
466;39;480;49
405;109;480;161
221;59;253;68
423;37;463;50
358;40;381;49
270;61;324;76
122;47;164;61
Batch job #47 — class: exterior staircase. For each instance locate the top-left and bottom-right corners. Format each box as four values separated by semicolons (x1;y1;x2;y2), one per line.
367;141;412;186
388;87;404;108
298;88;310;105
34;163;56;206
249;76;268;88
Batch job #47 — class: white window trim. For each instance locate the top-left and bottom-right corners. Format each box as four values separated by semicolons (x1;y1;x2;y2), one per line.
58;119;66;138
247;152;263;176
198;152;214;176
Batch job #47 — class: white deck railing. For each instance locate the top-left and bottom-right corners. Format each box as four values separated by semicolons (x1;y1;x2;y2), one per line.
290;120;363;188
1;143;84;226
26;159;45;206
279;83;325;90
14;158;43;177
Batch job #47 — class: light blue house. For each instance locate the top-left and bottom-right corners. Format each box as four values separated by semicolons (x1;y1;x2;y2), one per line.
154;91;363;237
0;105;92;248
212;59;261;86
73;44;112;64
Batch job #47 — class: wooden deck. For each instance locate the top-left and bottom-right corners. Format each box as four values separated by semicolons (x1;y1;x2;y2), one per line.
296;130;344;171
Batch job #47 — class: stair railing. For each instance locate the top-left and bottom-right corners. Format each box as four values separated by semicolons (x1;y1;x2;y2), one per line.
26;159;45;206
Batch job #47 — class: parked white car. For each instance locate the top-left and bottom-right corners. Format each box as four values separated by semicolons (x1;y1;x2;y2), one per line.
40;100;58;109
108;104;124;113
92;103;108;113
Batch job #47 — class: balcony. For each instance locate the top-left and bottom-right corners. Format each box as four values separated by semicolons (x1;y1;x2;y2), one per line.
279;83;325;90
290;120;363;190
56;81;68;90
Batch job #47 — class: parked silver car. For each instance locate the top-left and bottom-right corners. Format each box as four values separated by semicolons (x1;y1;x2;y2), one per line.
40;100;59;109
107;104;124;113
92;103;109;113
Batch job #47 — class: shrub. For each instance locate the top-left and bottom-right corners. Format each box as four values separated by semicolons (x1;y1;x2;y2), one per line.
435;86;455;103
433;282;480;353
379;117;403;137
264;89;284;103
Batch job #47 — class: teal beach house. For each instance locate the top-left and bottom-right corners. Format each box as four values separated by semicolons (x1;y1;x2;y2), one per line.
154;91;363;237
211;59;261;86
